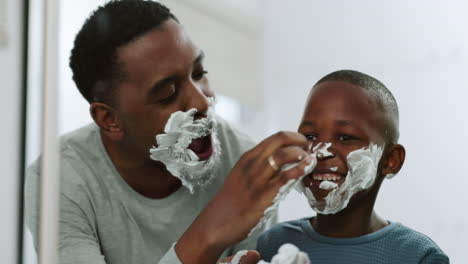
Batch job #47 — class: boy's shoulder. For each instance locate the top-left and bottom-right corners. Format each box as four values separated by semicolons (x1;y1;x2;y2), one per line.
259;218;307;237
257;219;449;263
258;218;443;247
257;218;309;255
386;223;447;256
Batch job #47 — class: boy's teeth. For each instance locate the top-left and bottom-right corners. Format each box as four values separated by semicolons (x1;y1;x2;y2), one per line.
313;174;341;182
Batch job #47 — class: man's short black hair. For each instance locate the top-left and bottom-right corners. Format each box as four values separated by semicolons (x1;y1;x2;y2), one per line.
69;0;178;104
315;70;400;144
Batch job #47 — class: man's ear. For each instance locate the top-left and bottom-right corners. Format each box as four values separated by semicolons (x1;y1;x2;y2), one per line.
381;144;406;177
90;102;124;141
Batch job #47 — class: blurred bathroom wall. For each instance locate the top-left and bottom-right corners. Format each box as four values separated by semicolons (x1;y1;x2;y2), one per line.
21;0;468;263
258;1;468;262
0;0;24;262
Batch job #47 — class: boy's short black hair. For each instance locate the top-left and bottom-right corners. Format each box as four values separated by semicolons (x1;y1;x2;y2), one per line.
315;70;400;144
69;0;178;104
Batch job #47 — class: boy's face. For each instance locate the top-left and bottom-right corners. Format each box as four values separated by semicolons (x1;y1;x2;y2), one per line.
298;80;387;201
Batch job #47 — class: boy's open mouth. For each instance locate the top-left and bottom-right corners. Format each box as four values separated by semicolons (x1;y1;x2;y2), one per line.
309;171;346;191
188;134;213;161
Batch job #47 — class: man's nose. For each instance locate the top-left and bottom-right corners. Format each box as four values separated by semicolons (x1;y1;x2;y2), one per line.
184;81;210;119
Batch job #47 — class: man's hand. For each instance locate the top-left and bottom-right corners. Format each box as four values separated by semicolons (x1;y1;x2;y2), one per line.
217;250;261;264
257;244;310;264
176;131;316;264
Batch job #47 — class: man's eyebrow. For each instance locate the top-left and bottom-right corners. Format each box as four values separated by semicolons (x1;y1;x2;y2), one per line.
194;50;205;65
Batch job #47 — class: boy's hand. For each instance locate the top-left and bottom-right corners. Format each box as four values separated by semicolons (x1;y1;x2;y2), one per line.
217;250;260;264
176;131;316;264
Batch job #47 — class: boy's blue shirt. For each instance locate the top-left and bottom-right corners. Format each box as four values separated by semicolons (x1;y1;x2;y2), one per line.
257;217;449;264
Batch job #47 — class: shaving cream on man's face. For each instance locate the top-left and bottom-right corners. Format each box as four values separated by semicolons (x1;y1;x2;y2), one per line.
149;104;221;193
297;143;384;215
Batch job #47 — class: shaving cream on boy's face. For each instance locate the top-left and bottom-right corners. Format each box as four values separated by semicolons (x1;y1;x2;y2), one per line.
298;142;384;215
149;103;221;193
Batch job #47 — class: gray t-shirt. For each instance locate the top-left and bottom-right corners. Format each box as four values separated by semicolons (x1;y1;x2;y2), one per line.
25;117;271;264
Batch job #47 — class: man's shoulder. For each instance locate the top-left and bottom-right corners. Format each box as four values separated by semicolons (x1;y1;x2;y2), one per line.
26;123;104;189
215;115;256;162
215;115;255;147
59;123;99;151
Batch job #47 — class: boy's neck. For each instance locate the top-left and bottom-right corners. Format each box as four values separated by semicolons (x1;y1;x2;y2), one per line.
311;208;388;238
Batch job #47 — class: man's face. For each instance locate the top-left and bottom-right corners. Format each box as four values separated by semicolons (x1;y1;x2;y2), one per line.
298;81;386;201
113;19;214;163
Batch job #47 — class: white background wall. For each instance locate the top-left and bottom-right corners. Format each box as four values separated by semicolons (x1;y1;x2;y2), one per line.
0;0;23;262
22;0;467;263
260;1;468;262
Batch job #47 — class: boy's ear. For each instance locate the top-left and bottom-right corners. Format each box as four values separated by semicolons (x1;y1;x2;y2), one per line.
381;144;406;177
89;102;124;141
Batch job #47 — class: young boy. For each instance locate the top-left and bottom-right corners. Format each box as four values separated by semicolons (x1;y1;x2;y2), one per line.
256;70;449;264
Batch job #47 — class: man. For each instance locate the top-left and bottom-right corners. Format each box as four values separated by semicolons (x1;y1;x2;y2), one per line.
25;1;315;263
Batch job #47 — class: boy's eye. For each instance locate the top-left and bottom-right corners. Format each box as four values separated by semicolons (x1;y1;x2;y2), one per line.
338;134;356;141
305;134;318;141
192;70;208;81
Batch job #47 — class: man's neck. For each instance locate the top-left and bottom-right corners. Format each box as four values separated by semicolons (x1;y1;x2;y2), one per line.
100;131;182;199
311;193;388;238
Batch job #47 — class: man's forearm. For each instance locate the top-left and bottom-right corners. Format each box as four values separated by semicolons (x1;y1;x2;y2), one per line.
175;212;229;264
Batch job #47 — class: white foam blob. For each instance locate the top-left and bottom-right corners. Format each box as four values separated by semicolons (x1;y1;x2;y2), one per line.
298;143;384;215
313;142;333;158
149;100;221;193
330;166;338;171
258;243;310;264
319;180;338;190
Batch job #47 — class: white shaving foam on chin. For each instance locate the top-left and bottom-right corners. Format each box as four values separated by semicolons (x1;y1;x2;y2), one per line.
248;154;317;237
299;143;384;215
149;101;221;194
257;243;310;264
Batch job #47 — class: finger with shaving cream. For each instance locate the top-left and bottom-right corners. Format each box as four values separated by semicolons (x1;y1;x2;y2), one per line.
149;101;222;193
301;143;384;215
293;142;333;194
248;154;317;237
